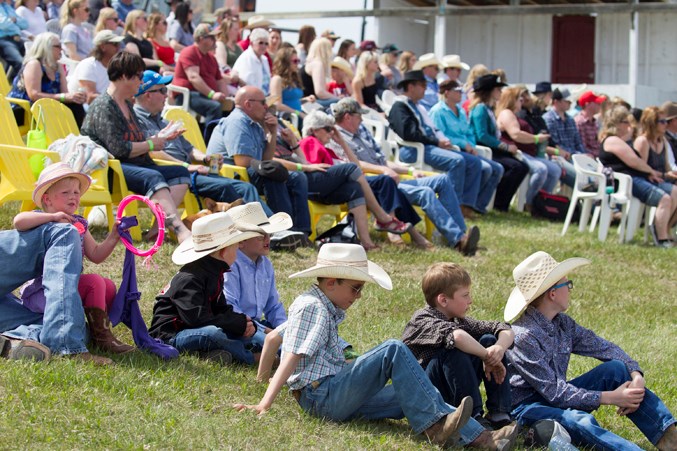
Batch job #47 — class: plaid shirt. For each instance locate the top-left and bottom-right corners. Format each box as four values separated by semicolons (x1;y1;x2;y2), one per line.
401;306;511;368
574;112;600;157
283;285;347;390
507;306;642;410
543;109;586;154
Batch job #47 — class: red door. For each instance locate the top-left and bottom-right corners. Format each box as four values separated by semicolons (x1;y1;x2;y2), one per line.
551;15;595;84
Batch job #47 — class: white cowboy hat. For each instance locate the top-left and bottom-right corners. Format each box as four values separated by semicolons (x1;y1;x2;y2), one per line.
331;56;354;79
413;53;441;71
441;54;469;71
33;162;91;209
172;212;264;265
289;243;392;290
226;202;292;234
504;251;590;323
244;15;275;30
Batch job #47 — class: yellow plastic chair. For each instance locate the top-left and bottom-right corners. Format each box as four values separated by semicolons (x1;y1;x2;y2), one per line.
30;98;80;146
0;64;31;136
0;93;26;146
0;144;59;211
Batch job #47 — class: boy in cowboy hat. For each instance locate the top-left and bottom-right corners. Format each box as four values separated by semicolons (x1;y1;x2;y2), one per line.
235;243;510;448
149;212;265;365
402;263;517;436
505;251;676;450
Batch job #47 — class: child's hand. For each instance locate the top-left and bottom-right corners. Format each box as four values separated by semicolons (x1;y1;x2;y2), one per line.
243;318;256;338
483;344;505;367
233;403;269;416
484;362;506;384
109;220;121;241
52;212;76;224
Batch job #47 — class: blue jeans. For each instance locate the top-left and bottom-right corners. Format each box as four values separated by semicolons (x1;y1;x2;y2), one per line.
399;175;465;245
512;360;676;450
556;158;576;188
185;91;223;125
121;163;191;198
247;168;311;234
366;174;420;225
296;339;485;444
0;36;24;75
631;176;673;207
425;335;511;418
0;223;88;355
169;325;255;365
523;154;561;204
477;156;504;213
305;163;365;209
192;173;268;212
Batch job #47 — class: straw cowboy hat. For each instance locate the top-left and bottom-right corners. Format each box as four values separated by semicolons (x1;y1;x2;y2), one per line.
441;54;469;71
244;15;275;30
226;202;292;234
331;56;354;79
289;243;393;290
33;162;91;209
413;53;441;71
504;251;590;322
172;212;264;265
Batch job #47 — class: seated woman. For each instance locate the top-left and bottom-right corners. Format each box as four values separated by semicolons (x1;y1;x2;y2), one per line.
94;7;121;35
351;51;382;112
167;2;193;53
496;86;560;211
469;74;529;212
300;110;433;250
300;38;340;108
214;17;243;71
80;51;192;243
599;105;677;248
9;32;86;126
15;0;46;42
122;10;164;73
270;47;315;118
146;12;175;72
60;0;93;61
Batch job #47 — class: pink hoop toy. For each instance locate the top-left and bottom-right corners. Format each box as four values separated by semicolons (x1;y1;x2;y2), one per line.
116;195;166;258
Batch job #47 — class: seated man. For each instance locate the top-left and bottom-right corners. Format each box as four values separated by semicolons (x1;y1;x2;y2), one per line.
133;70;269;213
413;53;441;111
429;79;504;214
574;91;605;158
232;28;271;95
332;98;480;255
388;70;483;220
505;251;676;450
0;0;27;76
173;24;233;125
543;88;584;187
0;221;110;364
207;86;312;238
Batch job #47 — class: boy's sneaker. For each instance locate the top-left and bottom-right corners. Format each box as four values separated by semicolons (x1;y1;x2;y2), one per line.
0;336;50;362
270;230;305;251
425;396;473;445
198;349;233;366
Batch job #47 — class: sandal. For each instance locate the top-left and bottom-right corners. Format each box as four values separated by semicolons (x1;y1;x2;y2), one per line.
374;217;410;235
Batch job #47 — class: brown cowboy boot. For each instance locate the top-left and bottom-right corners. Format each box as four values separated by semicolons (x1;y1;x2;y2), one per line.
657;424;677;451
84;308;135;354
424;396;473;446
469;421;519;450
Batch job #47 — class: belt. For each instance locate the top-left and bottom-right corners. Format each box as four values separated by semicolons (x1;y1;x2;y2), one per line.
290;380;321;402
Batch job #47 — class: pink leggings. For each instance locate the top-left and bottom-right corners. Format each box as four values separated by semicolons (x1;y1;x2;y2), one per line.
78;274;117;311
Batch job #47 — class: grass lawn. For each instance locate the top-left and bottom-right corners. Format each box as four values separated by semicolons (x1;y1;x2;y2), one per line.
0;202;674;449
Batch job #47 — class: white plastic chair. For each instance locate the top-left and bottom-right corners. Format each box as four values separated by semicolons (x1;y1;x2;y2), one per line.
377;89;396;115
166;84;191;112
301;102;323;114
561;154;608;237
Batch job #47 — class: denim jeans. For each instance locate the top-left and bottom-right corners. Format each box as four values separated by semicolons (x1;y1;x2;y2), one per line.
477;156;504;213
631;176;673;207
425;334;511;418
305;164;365;209
366;174;420;225
522;154;561;204
0;223;88;355
555;158;576;188
512;360;676;450
247;168;311;234
296;339;485;444
399;175;465;245
121;163;191;199
186;91;223;125
169;325;255;365
0;36;24;75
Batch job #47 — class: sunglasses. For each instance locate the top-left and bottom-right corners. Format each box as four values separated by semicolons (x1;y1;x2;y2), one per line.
52;44;62;49
248;98;267;105
320;126;334;132
551;280;574;291
345;282;364;295
147;87;168;95
291;58;300;64
657;119;668;124
106;16;119;21
161;20;167;25
83;6;90;12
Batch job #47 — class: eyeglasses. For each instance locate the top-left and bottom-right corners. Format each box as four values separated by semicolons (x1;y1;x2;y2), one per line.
345;282;364;295
551;280;574;291
106;16;119;21
146;87;168;95
657;119;668;124
320;126;334;132
291;58;300;64
83;7;90;12
255;41;269;46
248;98;267;105
52;44;62;49
161;20;167;25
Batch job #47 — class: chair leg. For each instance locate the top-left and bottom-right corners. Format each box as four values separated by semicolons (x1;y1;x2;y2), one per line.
598;199;611;242
578;199;593;232
561;194;579;236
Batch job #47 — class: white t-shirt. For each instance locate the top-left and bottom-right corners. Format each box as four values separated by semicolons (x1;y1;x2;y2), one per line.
67;57;109;101
16;6;46;39
232;47;270;95
61;23;94;59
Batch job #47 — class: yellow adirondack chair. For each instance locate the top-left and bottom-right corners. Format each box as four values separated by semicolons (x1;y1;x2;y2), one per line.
0;93;26;146
0;64;31;136
0;144;58;211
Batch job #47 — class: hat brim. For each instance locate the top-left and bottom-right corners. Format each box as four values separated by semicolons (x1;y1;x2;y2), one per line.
136;73;174;96
245;20;274;30
289;260;393;290
443;62;469;71
256;211;293;234
33;172;91;209
172;229;262;265
504;257;590;323
413;60;441;71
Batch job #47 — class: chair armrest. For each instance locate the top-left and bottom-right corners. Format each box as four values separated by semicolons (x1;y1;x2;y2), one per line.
475;145;492;159
167;85;190;111
219;163;249;182
393;135;425;169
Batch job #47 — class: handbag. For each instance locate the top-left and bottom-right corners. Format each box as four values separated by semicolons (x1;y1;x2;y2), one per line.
26;106;47;150
315;213;360;247
531;190;579;222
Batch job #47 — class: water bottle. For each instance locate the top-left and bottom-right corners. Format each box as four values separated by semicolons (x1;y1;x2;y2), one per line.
549;434;579;450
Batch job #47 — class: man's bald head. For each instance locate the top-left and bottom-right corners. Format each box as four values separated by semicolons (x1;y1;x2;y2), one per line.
235;86;265;107
235;86;268;122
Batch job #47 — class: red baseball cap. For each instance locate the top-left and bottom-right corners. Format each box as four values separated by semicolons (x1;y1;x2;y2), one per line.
578;91;606;107
360;40;379;51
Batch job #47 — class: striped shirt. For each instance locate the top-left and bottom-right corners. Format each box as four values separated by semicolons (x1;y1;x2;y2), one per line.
283;285;347;390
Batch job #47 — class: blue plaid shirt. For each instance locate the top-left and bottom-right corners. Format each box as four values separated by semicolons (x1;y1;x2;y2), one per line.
283;285;347;390
507;306;641;410
542;109;586;154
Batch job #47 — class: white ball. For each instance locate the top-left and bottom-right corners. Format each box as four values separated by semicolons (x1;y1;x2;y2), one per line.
87;205;108;227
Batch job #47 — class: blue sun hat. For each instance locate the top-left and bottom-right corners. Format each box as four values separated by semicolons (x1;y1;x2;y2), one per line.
136;70;173;96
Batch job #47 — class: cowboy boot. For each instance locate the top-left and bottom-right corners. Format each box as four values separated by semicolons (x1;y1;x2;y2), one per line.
84;308;135;354
657;424;677;451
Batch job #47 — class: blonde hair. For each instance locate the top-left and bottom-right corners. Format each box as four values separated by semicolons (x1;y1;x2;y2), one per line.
464;63;489;93
355;51;378;82
599;105;630;141
123;9;145;36
639;106;663;142
24;32;61;71
95;7;117;33
146;12;166;40
307;37;333;79
60;0;85;27
421;262;471;308
495;86;523;116
398;50;415;74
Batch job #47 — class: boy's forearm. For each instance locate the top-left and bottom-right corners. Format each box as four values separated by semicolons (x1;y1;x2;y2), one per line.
496;329;514;350
258;352;302;410
452;329;488;359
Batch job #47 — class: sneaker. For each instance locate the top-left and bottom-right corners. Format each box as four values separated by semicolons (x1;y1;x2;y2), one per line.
0;336;50;362
424;396;473;446
269;230;304;251
198;349;233;365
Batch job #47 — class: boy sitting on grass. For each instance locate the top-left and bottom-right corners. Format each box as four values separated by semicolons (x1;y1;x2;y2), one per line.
402;262;518;447
149;212;264;365
234;243;517;448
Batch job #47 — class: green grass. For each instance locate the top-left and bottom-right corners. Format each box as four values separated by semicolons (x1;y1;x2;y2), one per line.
0;202;675;449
